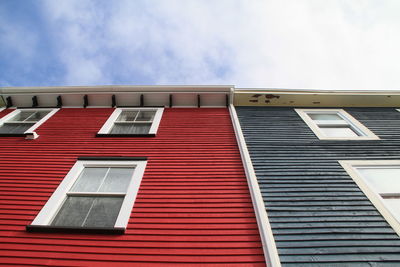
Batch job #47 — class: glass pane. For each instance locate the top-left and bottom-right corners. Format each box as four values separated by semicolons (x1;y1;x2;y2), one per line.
51;196;94;227
83;197;123;227
116;111;138;122
51;196;123;228
383;198;400;221
358;167;400;193
0;123;35;134
9;111;49;122
99;168;134;192
132;123;151;134
110;124;136;134
135;111;155;122
309;113;343;121
8;111;35;122
110;123;151;134
70;168;108;192
319;126;359;137
29;111;50;121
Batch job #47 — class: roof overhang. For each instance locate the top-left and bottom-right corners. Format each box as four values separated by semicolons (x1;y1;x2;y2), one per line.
0;85;233;108
235;88;400;107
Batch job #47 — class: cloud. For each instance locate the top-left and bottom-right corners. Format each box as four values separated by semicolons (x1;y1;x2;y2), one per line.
3;0;400;89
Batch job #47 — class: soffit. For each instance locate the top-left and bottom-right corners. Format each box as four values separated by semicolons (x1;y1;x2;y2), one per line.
235;88;400;107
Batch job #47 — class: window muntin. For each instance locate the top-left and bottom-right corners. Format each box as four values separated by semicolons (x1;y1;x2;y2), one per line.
340;160;400;236
29;160;147;231
0;109;58;135
97;108;163;136
295;109;379;140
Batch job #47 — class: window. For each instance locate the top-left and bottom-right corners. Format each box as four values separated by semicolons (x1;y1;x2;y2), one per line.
27;158;147;234
295;109;379;140
0;109;58;136
97;108;163;136
340;160;400;235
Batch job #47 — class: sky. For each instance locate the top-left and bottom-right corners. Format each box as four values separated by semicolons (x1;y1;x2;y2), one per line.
1;0;400;90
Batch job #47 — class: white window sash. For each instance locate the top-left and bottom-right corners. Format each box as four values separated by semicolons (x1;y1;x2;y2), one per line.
295;108;379;140
31;160;147;229
97;108;163;135
339;160;400;236
0;108;59;135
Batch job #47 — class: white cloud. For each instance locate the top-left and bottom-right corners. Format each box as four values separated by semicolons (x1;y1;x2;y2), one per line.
40;0;400;89
0;15;38;61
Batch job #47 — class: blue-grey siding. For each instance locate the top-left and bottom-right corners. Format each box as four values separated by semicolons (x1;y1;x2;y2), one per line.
236;107;400;266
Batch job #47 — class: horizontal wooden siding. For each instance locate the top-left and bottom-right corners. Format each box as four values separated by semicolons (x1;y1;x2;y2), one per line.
0;108;265;266
237;106;400;266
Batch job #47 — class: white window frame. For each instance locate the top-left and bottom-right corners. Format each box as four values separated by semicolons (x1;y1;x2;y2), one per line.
295;108;379;140
30;159;147;229
0;108;59;136
97;108;164;135
340;160;400;236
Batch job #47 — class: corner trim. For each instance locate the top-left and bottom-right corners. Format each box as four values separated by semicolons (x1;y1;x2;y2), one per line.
229;104;281;267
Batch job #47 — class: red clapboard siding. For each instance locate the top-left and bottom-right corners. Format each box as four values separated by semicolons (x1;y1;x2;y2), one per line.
0;108;266;266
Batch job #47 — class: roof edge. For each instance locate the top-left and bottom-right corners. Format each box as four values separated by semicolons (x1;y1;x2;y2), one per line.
236;88;400;95
0;85;234;94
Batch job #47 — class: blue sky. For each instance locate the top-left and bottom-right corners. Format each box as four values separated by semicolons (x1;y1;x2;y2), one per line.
1;0;400;89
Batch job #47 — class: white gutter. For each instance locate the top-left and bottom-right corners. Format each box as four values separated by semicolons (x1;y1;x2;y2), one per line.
236;88;400;95
0;85;233;94
229;104;281;267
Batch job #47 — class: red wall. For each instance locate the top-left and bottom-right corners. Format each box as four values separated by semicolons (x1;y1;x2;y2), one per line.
0;108;265;266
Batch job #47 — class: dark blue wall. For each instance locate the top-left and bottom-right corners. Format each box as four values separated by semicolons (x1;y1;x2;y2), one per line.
237;107;400;266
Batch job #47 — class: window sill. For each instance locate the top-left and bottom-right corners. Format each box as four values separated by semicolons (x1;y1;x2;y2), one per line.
26;225;125;235
96;133;156;137
0;133;26;137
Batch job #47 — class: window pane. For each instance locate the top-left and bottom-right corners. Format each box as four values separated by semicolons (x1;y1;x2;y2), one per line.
116;111;138;122
8;111;35;122
357;168;400;193
9;111;49;122
131;123;151;134
110;123;151;134
51;196;123;228
309;113;343;121
99;168;134;192
51;196;94;227
319;126;359;137
0;123;35;134
83;197;123;227
70;168;108;192
135;111;155;122
384;198;400;221
29;111;50;121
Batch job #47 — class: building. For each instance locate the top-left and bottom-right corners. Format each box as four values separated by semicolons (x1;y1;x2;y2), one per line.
234;89;400;266
0;86;400;266
0;86;267;266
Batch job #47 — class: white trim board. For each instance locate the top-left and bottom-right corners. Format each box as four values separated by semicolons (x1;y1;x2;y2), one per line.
229;104;281;267
98;108;164;135
0;108;59;139
340;160;400;236
31;159;147;229
295;108;379;140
